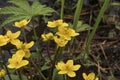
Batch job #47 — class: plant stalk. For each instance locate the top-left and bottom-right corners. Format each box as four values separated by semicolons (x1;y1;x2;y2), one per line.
61;0;65;19
70;0;83;46
73;0;83;30
49;47;60;80
86;0;110;54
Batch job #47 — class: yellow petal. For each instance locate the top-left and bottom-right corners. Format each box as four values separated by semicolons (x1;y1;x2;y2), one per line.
16;60;29;69
0;69;6;77
82;73;87;79
58;71;67;74
47;21;57;28
24;49;31;58
10;39;19;45
7;63;16;69
72;65;81;71
56;32;71;40
14;19;29;28
56;61;66;70
25;41;34;49
60;22;68;27
15;50;25;58
54;36;68;47
6;30;12;36
12;31;21;39
15;22;21;28
0;35;9;46
55;19;63;26
95;77;99;80
11;39;22;49
41;33;54;41
67;71;76;77
70;29;79;37
8;58;13;63
88;72;95;80
66;60;73;66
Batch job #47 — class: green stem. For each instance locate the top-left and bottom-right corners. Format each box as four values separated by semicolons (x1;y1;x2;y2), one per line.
60;0;65;19
72;0;83;30
31;19;43;60
53;47;60;64
28;63;33;80
30;59;47;80
49;47;60;80
3;63;12;80
86;0;110;54
17;69;23;80
47;41;53;66
33;25;38;41
64;74;67;80
70;0;83;46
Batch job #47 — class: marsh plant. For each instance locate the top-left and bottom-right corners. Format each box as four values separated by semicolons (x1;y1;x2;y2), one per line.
0;0;112;80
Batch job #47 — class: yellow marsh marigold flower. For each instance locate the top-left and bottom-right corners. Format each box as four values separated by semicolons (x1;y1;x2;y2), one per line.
12;40;34;58
82;72;99;80
47;19;68;28
56;26;79;40
8;50;28;69
0;69;6;78
0;35;9;46
56;60;81;77
5;30;21;43
14;19;29;28
41;32;54;42
54;36;68;47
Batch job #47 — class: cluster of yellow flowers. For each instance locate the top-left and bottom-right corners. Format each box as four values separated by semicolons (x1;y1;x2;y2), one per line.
0;69;6;78
56;60;99;80
0;20;34;69
41;19;79;47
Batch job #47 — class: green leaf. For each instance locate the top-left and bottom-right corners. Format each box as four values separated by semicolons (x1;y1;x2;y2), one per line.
52;69;64;80
41;58;51;71
108;30;116;38
0;0;54;27
0;15;30;27
31;1;55;16
0;6;28;15
4;74;27;80
76;21;90;32
9;0;30;13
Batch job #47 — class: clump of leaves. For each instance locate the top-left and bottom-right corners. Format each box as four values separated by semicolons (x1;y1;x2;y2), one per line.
0;0;55;27
75;21;90;32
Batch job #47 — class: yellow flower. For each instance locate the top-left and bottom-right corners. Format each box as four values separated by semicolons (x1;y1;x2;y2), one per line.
47;19;68;28
5;30;21;43
56;26;79;40
12;40;34;58
54;36;68;47
56;61;66;70
82;72;99;80
0;69;6;78
0;35;9;46
47;21;57;28
8;50;28;69
14;19;29;28
41;32;54;41
56;60;81;77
